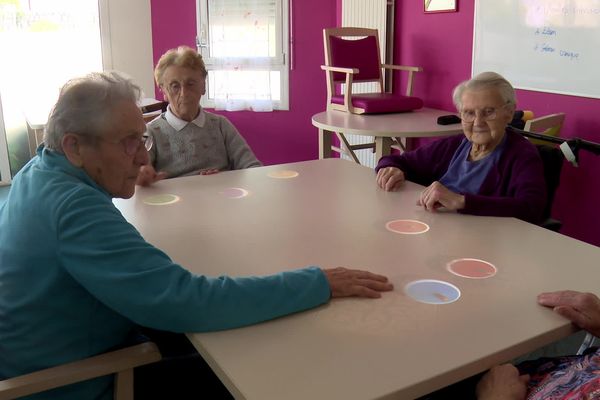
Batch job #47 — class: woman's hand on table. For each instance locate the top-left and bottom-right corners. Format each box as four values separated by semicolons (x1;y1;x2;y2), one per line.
136;164;168;186
198;169;220;175
538;290;600;338
417;181;465;212
376;167;405;191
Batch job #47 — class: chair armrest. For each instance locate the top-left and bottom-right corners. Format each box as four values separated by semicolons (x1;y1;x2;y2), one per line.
140;101;168;114
541;218;562;232
0;342;161;400
381;65;423;96
381;64;423;72
321;65;359;112
320;65;359;74
141;101;168;123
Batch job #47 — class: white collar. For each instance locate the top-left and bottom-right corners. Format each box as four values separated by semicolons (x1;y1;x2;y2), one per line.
165;106;206;131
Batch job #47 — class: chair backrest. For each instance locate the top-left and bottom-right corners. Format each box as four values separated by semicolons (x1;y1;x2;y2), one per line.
536;144;564;225
524;113;565;144
323;27;384;89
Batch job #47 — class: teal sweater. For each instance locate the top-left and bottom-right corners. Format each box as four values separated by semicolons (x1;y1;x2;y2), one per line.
0;147;329;399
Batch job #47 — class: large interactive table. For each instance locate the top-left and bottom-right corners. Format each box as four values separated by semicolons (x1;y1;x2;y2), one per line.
114;159;600;399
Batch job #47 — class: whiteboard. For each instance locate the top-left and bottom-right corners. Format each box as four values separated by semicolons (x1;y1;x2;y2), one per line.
472;0;600;99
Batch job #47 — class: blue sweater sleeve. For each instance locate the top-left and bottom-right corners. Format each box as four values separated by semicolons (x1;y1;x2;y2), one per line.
56;189;330;333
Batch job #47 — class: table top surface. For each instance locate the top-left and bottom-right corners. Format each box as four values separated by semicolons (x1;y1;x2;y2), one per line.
311;108;463;138
114;159;600;400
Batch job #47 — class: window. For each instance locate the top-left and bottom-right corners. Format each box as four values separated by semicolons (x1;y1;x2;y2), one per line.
0;0;103;182
0;0;154;182
196;0;289;111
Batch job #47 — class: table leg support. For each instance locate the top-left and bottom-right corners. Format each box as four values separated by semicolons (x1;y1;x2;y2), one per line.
375;136;393;161
319;129;333;159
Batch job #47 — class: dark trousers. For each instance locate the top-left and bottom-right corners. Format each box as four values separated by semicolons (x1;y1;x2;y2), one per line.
133;329;234;399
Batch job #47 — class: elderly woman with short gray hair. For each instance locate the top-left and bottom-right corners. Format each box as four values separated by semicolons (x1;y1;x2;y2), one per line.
375;71;546;223
137;45;261;186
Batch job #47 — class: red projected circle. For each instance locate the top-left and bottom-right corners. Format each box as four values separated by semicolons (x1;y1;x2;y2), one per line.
385;219;429;235
447;258;497;279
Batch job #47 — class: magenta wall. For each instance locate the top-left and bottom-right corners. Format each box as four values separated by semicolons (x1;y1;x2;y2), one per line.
395;1;600;247
149;0;336;166
149;0;599;247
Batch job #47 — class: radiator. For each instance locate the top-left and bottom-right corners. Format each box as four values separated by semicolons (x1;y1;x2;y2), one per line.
341;0;392;168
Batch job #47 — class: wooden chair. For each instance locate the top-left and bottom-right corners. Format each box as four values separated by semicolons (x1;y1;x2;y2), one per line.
518;113;566;230
140;100;168;123
535;144;564;232
321;27;424;115
0;342;161;400
524;113;565;145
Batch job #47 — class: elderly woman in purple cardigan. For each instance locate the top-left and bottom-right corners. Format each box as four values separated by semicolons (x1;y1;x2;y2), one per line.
375;71;546;224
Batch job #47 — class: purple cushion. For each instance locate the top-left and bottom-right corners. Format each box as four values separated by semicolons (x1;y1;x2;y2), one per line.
331;93;424;114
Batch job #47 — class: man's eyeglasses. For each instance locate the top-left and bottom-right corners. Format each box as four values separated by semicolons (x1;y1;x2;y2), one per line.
460;104;510;123
100;134;153;156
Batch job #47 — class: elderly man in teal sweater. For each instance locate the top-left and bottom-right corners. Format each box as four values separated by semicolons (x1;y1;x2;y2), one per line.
0;71;393;399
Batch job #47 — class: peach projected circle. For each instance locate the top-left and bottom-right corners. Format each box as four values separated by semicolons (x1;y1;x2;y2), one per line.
385;219;430;235
404;279;461;305
268;170;299;179
143;194;180;206
447;258;497;279
219;187;249;199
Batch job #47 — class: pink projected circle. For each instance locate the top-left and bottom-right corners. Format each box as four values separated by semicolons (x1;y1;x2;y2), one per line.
447;258;497;279
219;187;249;199
268;170;299;179
385;219;430;235
143;194;180;206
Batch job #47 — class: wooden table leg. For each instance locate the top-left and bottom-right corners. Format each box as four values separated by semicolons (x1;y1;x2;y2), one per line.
335;132;361;164
375;136;393;161
319;128;333;159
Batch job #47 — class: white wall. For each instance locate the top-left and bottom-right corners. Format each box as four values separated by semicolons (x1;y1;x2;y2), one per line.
100;0;155;97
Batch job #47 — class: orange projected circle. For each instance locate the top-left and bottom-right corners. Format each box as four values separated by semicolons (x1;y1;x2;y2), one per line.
143;194;180;205
268;170;299;179
447;258;497;279
385;219;430;235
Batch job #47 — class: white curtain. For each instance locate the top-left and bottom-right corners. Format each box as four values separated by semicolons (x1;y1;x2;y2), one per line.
206;0;278;111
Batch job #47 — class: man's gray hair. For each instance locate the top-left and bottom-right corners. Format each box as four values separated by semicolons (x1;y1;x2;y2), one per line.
44;71;141;153
452;71;516;110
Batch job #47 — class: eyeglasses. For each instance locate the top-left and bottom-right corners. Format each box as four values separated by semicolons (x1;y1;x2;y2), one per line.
165;80;202;95
100;134;153;156
460;104;510;123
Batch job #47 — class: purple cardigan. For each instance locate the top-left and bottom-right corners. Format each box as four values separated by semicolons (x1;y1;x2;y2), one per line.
375;129;547;223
